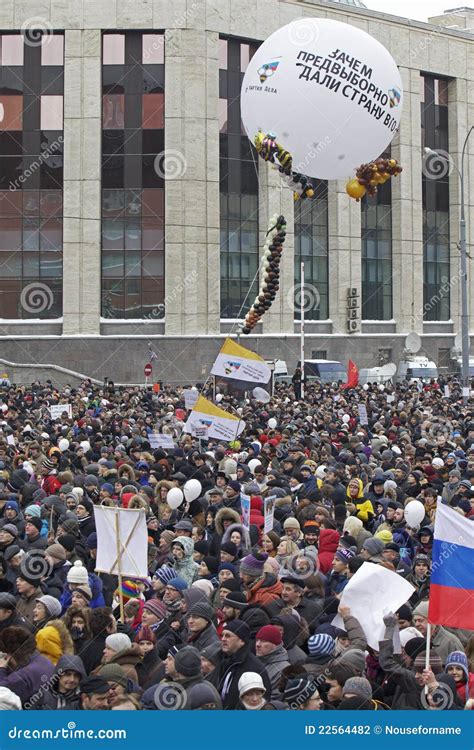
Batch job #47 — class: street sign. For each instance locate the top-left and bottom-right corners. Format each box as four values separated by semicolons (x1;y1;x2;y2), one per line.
144;364;152;377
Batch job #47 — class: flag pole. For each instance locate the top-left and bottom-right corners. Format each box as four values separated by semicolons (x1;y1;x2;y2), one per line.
424;622;431;696
300;261;305;400
115;510;125;622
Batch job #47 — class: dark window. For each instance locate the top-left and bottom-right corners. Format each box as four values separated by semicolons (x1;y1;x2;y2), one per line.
421;74;450;321
219;37;259;319
294;183;328;320
0;33;63;319
101;32;165;319
361;163;392;320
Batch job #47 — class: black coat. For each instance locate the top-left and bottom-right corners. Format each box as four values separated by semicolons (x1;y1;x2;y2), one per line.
136;647;162;689
77;634;106;674
209;644;271;710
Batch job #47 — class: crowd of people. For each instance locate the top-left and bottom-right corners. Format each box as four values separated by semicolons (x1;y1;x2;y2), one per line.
0;373;472;712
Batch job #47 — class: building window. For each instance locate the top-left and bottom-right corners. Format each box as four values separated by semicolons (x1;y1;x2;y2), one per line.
0;33;64;319
219;37;259;319
361;171;392;320
294;185;328;320
101;32;165;319
421;74;450;321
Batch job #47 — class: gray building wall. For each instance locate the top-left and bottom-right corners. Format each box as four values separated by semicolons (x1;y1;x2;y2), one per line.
0;0;473;383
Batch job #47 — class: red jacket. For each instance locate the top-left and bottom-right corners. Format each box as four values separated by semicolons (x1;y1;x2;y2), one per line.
318;528;340;574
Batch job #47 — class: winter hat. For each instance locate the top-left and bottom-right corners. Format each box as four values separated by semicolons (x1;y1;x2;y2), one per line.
0;593;17;611
27;517;43;533
227;480;241;493
98;664;128;689
0;687;22;710
399;627;423;648
200;642;222;666
283;517;300;531
1;525;18;539
67;561;88;585
100;483;114;495
134;626;156;644
57;534;76;553
73;585;92;603
255;625;282;646
17;561;47;587
238;672;265;696
223;620;251;644
3;546;22;563
362;538;384;557
335;548;355;564
79;676;110;695
404;637;426;660
86;533;98;550
220;541;238;558
308;633;335;657
116;580;140;602
338;696;374;710
153;566;177;585
339;534;357;550
36;595;62;618
284;675;319;707
222;592;247;610
143;599;167;620
218;562;237;575
374;529;393;544
105;633;131;653
24;505;41;518
175;519;193;533
187;602;215;623
194;541;209;556
174;646;202;678
414;651;443;673
412;600;429;619
4;501;19;513
201;556;219;575
337;649;367;674
445;651;469;679
192;579;214;599
240;552;268;578
166;577;188;592
396;604;413;623
188;682;222;710
342;676;373;701
59;519;79;535
45;544;67;562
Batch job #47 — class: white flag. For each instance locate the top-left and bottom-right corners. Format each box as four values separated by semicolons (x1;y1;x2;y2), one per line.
211;338;270;384
94;506;148;578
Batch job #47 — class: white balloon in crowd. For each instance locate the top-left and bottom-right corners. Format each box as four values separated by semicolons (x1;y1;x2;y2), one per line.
268;417;278;429
167;487;184;509
183;479;202;502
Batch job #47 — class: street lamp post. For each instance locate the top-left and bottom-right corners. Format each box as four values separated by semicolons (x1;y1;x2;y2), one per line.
425;126;473;404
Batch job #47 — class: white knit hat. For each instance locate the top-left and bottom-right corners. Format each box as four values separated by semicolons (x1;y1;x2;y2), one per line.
66;560;89;585
105;633;131;653
0;687;21;710
238;672;265;696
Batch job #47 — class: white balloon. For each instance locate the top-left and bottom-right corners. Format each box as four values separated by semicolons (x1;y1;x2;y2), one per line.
342;414;350;424
80;440;90;452
253;387;271;403
248;458;261;473
58;438;69;452
241;18;403;179
215;394;223;403
362;384;369;391
405;500;425;527
268;417;277;429
184;479;202;502
167;487;184;509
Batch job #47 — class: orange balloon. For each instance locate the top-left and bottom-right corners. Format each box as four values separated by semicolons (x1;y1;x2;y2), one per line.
346;179;366;200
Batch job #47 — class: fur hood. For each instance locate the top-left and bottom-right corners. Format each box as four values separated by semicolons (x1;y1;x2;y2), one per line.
0;626;36;668
215;507;241;536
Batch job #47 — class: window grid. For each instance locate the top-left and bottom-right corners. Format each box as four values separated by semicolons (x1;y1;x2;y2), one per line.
294;185;329;320
101;32;165;319
361;171;393;321
0;33;64;319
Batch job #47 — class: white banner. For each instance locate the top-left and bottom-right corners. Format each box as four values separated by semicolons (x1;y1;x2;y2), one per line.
332;562;415;651
149;433;175;450
50;404;72;419
184;389;199;410
211;338;271;384
94;506;148;578
358;404;368;425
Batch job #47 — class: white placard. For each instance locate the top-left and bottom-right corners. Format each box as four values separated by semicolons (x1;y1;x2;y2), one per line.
386;394;395;404
358;404;368;425
193;426;209;439
49;404;72;419
7;435;15;446
94;506;148;578
149;433;175;450
332;562;415;651
462;387;471;398
184;389;199;410
264;496;276;534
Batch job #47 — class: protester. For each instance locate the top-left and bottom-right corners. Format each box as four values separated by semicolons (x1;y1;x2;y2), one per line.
0;374;471;711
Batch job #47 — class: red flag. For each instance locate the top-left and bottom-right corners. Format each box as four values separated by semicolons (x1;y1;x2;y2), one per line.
341;360;359;390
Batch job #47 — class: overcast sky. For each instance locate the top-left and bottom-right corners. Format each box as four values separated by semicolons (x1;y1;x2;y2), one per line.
365;0;456;22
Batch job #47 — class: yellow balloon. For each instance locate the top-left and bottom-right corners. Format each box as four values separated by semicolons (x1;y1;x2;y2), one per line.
346;179;366;200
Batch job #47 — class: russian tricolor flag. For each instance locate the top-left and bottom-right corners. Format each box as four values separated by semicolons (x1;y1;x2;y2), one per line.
428;501;474;630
